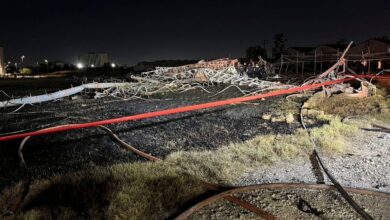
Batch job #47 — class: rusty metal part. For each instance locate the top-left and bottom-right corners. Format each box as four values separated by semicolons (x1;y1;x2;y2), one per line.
98;125;160;161
223;195;277;220
196;182;276;219
174;183;390;220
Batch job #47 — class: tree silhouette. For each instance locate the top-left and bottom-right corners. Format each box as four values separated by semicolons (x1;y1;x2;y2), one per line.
272;33;287;60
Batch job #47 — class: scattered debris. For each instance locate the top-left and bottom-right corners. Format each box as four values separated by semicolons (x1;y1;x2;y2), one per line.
0;82;131;108
0;59;290;108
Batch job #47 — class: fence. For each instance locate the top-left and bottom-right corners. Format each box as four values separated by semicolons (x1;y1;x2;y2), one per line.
274;52;390;75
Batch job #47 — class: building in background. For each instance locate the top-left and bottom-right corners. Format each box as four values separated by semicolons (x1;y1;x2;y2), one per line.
0;47;4;76
284;47;315;57
274;38;390;75
349;39;390;54
78;52;108;68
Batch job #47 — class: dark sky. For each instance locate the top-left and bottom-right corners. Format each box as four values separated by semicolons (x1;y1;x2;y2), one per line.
1;0;389;65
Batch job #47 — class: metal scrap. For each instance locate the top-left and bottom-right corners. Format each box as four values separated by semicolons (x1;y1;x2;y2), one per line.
0;59;290;108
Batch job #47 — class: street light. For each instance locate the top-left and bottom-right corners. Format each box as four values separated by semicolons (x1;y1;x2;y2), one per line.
21;55;25;64
111;63;116;68
76;62;84;69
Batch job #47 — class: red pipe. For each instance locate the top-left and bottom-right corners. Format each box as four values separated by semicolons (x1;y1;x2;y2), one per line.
0;75;388;142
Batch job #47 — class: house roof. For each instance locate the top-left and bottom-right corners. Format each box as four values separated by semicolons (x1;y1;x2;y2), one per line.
287;47;316;53
321;44;349;50
354;38;390;46
372;38;390;44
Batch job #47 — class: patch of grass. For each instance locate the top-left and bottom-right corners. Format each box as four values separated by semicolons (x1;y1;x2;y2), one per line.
106;163;204;219
167;129;311;184
1;163;204;220
168;115;357;184
304;93;389;119
310;116;358;153
0;117;358;219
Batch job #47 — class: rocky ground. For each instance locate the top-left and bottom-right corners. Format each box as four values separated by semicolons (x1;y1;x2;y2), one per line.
238;127;390;193
189;125;390;219
188;187;390;219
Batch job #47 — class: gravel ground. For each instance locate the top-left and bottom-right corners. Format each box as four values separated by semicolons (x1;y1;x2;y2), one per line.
188;188;390;219
186;127;390;219
238;128;390;193
193;123;390;219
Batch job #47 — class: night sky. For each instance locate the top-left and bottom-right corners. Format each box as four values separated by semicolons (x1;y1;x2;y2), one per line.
1;0;389;65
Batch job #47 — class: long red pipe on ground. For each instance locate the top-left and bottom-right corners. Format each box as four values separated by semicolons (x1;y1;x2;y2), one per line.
0;75;389;142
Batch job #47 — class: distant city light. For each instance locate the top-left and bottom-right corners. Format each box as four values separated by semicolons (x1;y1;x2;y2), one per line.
90;64;95;68
76;63;84;69
111;63;116;68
